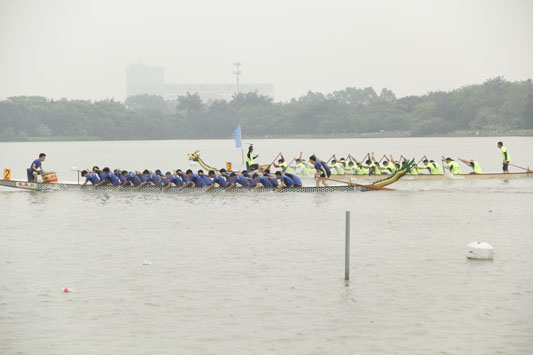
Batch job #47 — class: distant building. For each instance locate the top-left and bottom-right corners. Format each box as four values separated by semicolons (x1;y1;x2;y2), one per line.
126;63;273;102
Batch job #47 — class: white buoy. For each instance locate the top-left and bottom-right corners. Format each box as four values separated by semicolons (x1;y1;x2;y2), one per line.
142;260;152;265
466;242;494;260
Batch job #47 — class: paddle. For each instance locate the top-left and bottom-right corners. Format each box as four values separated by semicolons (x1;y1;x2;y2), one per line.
268;153;281;167
326;154;335;164
326;177;393;191
509;163;532;172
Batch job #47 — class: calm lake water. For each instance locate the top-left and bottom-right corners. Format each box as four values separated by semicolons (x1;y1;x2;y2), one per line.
1;137;532;355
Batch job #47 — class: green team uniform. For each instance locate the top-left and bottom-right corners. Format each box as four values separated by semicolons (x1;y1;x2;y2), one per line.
448;161;462;175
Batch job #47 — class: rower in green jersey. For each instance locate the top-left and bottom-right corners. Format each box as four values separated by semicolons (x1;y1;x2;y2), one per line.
497;141;511;174
458;158;482;174
344;161;356;175
329;155;345;175
369;152;384;175
348;154;371;175
442;156;462;175
400;155;418;174
273;153;292;174
380;155;397;174
293;152;315;176
421;159;444;174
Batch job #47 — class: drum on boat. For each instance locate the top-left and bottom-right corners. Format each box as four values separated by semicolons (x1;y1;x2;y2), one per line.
42;172;58;183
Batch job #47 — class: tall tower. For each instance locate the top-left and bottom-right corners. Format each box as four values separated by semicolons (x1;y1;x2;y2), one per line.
233;62;241;93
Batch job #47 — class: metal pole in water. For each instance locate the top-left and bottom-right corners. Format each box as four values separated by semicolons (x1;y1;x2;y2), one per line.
345;211;350;281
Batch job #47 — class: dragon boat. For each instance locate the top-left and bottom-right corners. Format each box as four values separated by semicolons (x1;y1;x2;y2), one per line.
186;151;531;180
0;160;412;193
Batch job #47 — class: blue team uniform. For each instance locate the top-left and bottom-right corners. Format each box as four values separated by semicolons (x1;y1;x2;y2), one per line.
227;175;249;187
211;175;227;187
145;173;163;186
188;174;205;187
27;159;41;175
280;175;294;187
170;175;184;187
126;172;142;186
257;176;273;187
117;173;127;184
315;161;331;176
264;173;278;187
85;173;100;185
201;175;213;186
105;172;121;186
98;171;107;181
285;173;302;186
247;178;257;187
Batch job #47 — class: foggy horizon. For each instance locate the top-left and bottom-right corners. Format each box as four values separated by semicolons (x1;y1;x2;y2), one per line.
1;0;532;102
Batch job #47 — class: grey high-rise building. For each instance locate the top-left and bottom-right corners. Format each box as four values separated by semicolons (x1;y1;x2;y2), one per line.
126;63;273;102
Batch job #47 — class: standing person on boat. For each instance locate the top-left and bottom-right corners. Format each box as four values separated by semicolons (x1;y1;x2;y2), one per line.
309;155;330;187
119;171;142;187
273;153;292;174
458;158;483;174
205;170;227;191
80;170;101;186
442;157;462;175
497;141;511;174
246;145;259;172
27;153;46;182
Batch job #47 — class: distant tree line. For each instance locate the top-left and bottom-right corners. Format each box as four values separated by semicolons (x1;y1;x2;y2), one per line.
0;77;532;141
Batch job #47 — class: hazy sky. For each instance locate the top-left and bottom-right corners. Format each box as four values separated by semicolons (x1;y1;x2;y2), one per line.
0;0;531;101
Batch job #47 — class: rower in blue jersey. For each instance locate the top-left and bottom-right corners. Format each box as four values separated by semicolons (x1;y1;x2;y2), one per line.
27;153;46;182
114;169;127;184
309;155;330;187
262;168;279;187
198;170;213;187
96;167;120;186
251;173;273;191
136;169;163;189
274;171;295;191
180;169;205;190
285;173;302;187
91;166;107;181
163;170;185;191
205;170;227;191
225;172;249;191
80;170;100;186
120;170;142;187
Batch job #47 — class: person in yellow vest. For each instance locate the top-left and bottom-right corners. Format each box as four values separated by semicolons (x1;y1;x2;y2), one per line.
400;155;418;174
347;154;370;175
458;158;482;174
442;157;462;175
421;159;444;174
273;153;292;174
497;141;510;174
329;155;345;175
246;145;259;172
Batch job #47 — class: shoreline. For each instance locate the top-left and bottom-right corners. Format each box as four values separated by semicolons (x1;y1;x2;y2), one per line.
1;130;532;143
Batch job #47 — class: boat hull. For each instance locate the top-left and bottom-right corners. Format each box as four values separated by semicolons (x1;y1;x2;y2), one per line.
324;172;531;180
0;179;371;193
